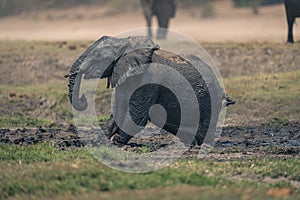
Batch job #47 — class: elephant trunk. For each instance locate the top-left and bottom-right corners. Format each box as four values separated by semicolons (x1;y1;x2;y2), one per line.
68;71;88;111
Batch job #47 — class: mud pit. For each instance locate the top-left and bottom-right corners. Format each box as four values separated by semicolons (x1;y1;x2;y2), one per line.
1;123;300;160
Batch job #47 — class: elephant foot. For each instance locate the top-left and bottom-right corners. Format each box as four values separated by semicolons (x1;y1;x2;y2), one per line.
111;131;133;146
105;117;133;146
156;28;168;40
156;34;167;40
193;134;205;146
147;34;153;39
287;36;294;43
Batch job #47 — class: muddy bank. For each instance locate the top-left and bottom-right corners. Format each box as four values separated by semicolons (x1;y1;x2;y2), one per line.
1;123;299;159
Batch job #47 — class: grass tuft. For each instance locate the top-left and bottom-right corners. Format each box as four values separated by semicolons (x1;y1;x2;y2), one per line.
0;116;53;128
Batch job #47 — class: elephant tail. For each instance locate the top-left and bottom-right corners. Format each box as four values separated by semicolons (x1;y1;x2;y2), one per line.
222;93;235;108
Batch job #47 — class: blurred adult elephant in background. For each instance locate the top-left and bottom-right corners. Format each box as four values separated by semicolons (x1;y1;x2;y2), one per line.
140;0;177;39
0;0;15;17
285;0;300;43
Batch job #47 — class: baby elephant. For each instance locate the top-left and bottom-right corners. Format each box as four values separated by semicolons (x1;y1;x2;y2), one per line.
66;36;235;147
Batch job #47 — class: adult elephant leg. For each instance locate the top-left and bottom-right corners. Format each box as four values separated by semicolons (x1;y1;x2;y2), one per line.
147;17;153;39
156;15;169;39
285;1;295;43
287;17;295;43
141;0;153;38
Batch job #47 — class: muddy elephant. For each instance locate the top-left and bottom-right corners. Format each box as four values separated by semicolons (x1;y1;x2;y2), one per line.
285;0;300;43
66;36;235;147
140;0;177;39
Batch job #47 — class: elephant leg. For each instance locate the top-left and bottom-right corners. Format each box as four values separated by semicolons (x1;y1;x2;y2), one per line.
156;16;169;39
106;120;133;146
110;101;151;146
146;16;153;39
194;108;212;146
112;113;150;146
195;107;220;147
287;18;294;43
103;115;132;146
141;0;153;38
251;6;259;15
194;92;222;147
112;128;133;146
285;2;295;44
105;115;118;139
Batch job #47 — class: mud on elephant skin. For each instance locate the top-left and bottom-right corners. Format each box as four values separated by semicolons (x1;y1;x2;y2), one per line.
140;0;177;39
284;0;300;43
66;36;235;147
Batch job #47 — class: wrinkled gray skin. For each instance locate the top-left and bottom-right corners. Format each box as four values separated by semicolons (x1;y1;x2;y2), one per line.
285;0;300;43
66;36;235;146
140;0;177;39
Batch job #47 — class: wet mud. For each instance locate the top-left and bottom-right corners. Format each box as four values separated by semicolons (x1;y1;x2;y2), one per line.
1;123;299;160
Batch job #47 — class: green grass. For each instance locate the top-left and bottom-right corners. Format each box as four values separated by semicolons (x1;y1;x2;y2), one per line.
0;116;53;127
0;79;111;127
224;69;300;125
0;143;92;163
0;143;299;199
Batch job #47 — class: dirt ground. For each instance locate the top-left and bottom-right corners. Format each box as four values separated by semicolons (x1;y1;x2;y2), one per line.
1;123;300;160
0;1;298;43
0;1;299;161
0;40;299;160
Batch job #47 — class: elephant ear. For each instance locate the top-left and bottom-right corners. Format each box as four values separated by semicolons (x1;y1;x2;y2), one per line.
77;36;159;83
67;36;159;111
78;36;131;79
108;36;160;88
67;36;118;109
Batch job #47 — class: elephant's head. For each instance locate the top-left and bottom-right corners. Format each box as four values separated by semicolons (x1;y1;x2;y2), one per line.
66;36;160;111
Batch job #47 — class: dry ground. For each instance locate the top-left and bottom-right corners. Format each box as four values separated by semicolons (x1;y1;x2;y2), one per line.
0;0;298;42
